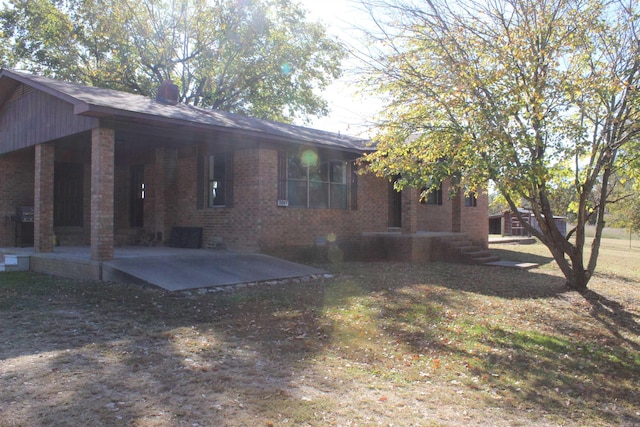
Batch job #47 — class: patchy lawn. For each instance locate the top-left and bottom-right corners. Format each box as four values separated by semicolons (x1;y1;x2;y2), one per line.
1;239;639;426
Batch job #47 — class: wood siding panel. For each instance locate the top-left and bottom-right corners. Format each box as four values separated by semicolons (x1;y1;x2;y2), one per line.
0;84;97;155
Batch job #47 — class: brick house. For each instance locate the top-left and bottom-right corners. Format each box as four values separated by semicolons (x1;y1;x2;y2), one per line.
0;69;488;265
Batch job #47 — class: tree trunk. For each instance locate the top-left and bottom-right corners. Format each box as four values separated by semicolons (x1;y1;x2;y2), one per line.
503;187;593;291
543;239;587;291
540;224;590;292
565;254;589;292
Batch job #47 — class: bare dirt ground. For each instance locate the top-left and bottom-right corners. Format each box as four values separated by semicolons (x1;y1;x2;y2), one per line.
1;239;639;426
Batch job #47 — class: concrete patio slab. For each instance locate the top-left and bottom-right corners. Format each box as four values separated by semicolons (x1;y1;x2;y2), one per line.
0;246;327;291
103;250;327;291
484;260;539;270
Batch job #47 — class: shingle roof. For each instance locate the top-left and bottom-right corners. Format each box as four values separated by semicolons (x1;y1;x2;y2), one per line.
0;69;373;153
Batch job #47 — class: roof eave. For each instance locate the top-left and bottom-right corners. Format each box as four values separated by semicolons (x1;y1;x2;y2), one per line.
2;69;373;155
78;103;372;154
1;69;90;111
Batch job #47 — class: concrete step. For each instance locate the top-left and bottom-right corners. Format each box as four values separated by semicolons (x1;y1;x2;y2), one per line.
485;260;539;269
439;238;503;265
0;254;30;272
465;250;493;259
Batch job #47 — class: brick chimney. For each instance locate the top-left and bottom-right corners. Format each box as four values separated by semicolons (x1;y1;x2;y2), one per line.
156;80;180;105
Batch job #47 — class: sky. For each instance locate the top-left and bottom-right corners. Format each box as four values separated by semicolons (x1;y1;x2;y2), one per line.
296;0;381;138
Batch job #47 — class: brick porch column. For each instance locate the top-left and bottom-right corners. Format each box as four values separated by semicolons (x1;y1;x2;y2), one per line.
91;128;115;261
401;188;419;234
452;190;462;233
34;143;55;253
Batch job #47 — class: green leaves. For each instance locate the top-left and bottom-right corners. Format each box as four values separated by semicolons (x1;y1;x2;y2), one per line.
1;0;75;75
361;0;640;289
0;0;345;122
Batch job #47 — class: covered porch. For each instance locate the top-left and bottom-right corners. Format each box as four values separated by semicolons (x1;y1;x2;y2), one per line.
2;126;216;259
0;69;270;261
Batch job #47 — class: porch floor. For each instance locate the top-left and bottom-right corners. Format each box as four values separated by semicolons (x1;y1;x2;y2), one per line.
0;246;327;292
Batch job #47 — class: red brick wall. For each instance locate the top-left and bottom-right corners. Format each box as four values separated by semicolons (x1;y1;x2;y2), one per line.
254;148;389;252
34;143;55;253
357;170;391;233
171;145;390;252
90;128;115;261
401;187;418;234
217;148;260;250
460;189;489;248
417;179;454;232
173;146;242;248
414;179;488;247
0;149;35;247
174;147;199;224
30;255;101;281
0;137;487;254
112;148;160;245
170;145;491;252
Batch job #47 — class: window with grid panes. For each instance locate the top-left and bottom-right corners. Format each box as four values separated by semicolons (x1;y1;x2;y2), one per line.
286;153;348;209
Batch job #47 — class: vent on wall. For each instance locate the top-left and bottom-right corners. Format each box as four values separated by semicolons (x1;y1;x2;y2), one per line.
7;84;36;104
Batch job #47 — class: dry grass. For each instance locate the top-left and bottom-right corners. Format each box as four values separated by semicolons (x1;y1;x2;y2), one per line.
0;239;639;426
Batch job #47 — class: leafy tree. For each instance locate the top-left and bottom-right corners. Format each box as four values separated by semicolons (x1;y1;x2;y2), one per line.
488;189;509;216
361;0;640;291
606;177;640;233
0;0;345;123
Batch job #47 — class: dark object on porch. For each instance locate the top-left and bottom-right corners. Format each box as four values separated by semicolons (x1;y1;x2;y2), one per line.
11;206;34;247
16;206;34;222
169;227;203;249
133;229;159;246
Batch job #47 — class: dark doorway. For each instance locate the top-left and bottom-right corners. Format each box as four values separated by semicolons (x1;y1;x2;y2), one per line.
130;165;145;227
388;180;402;228
54;163;84;227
